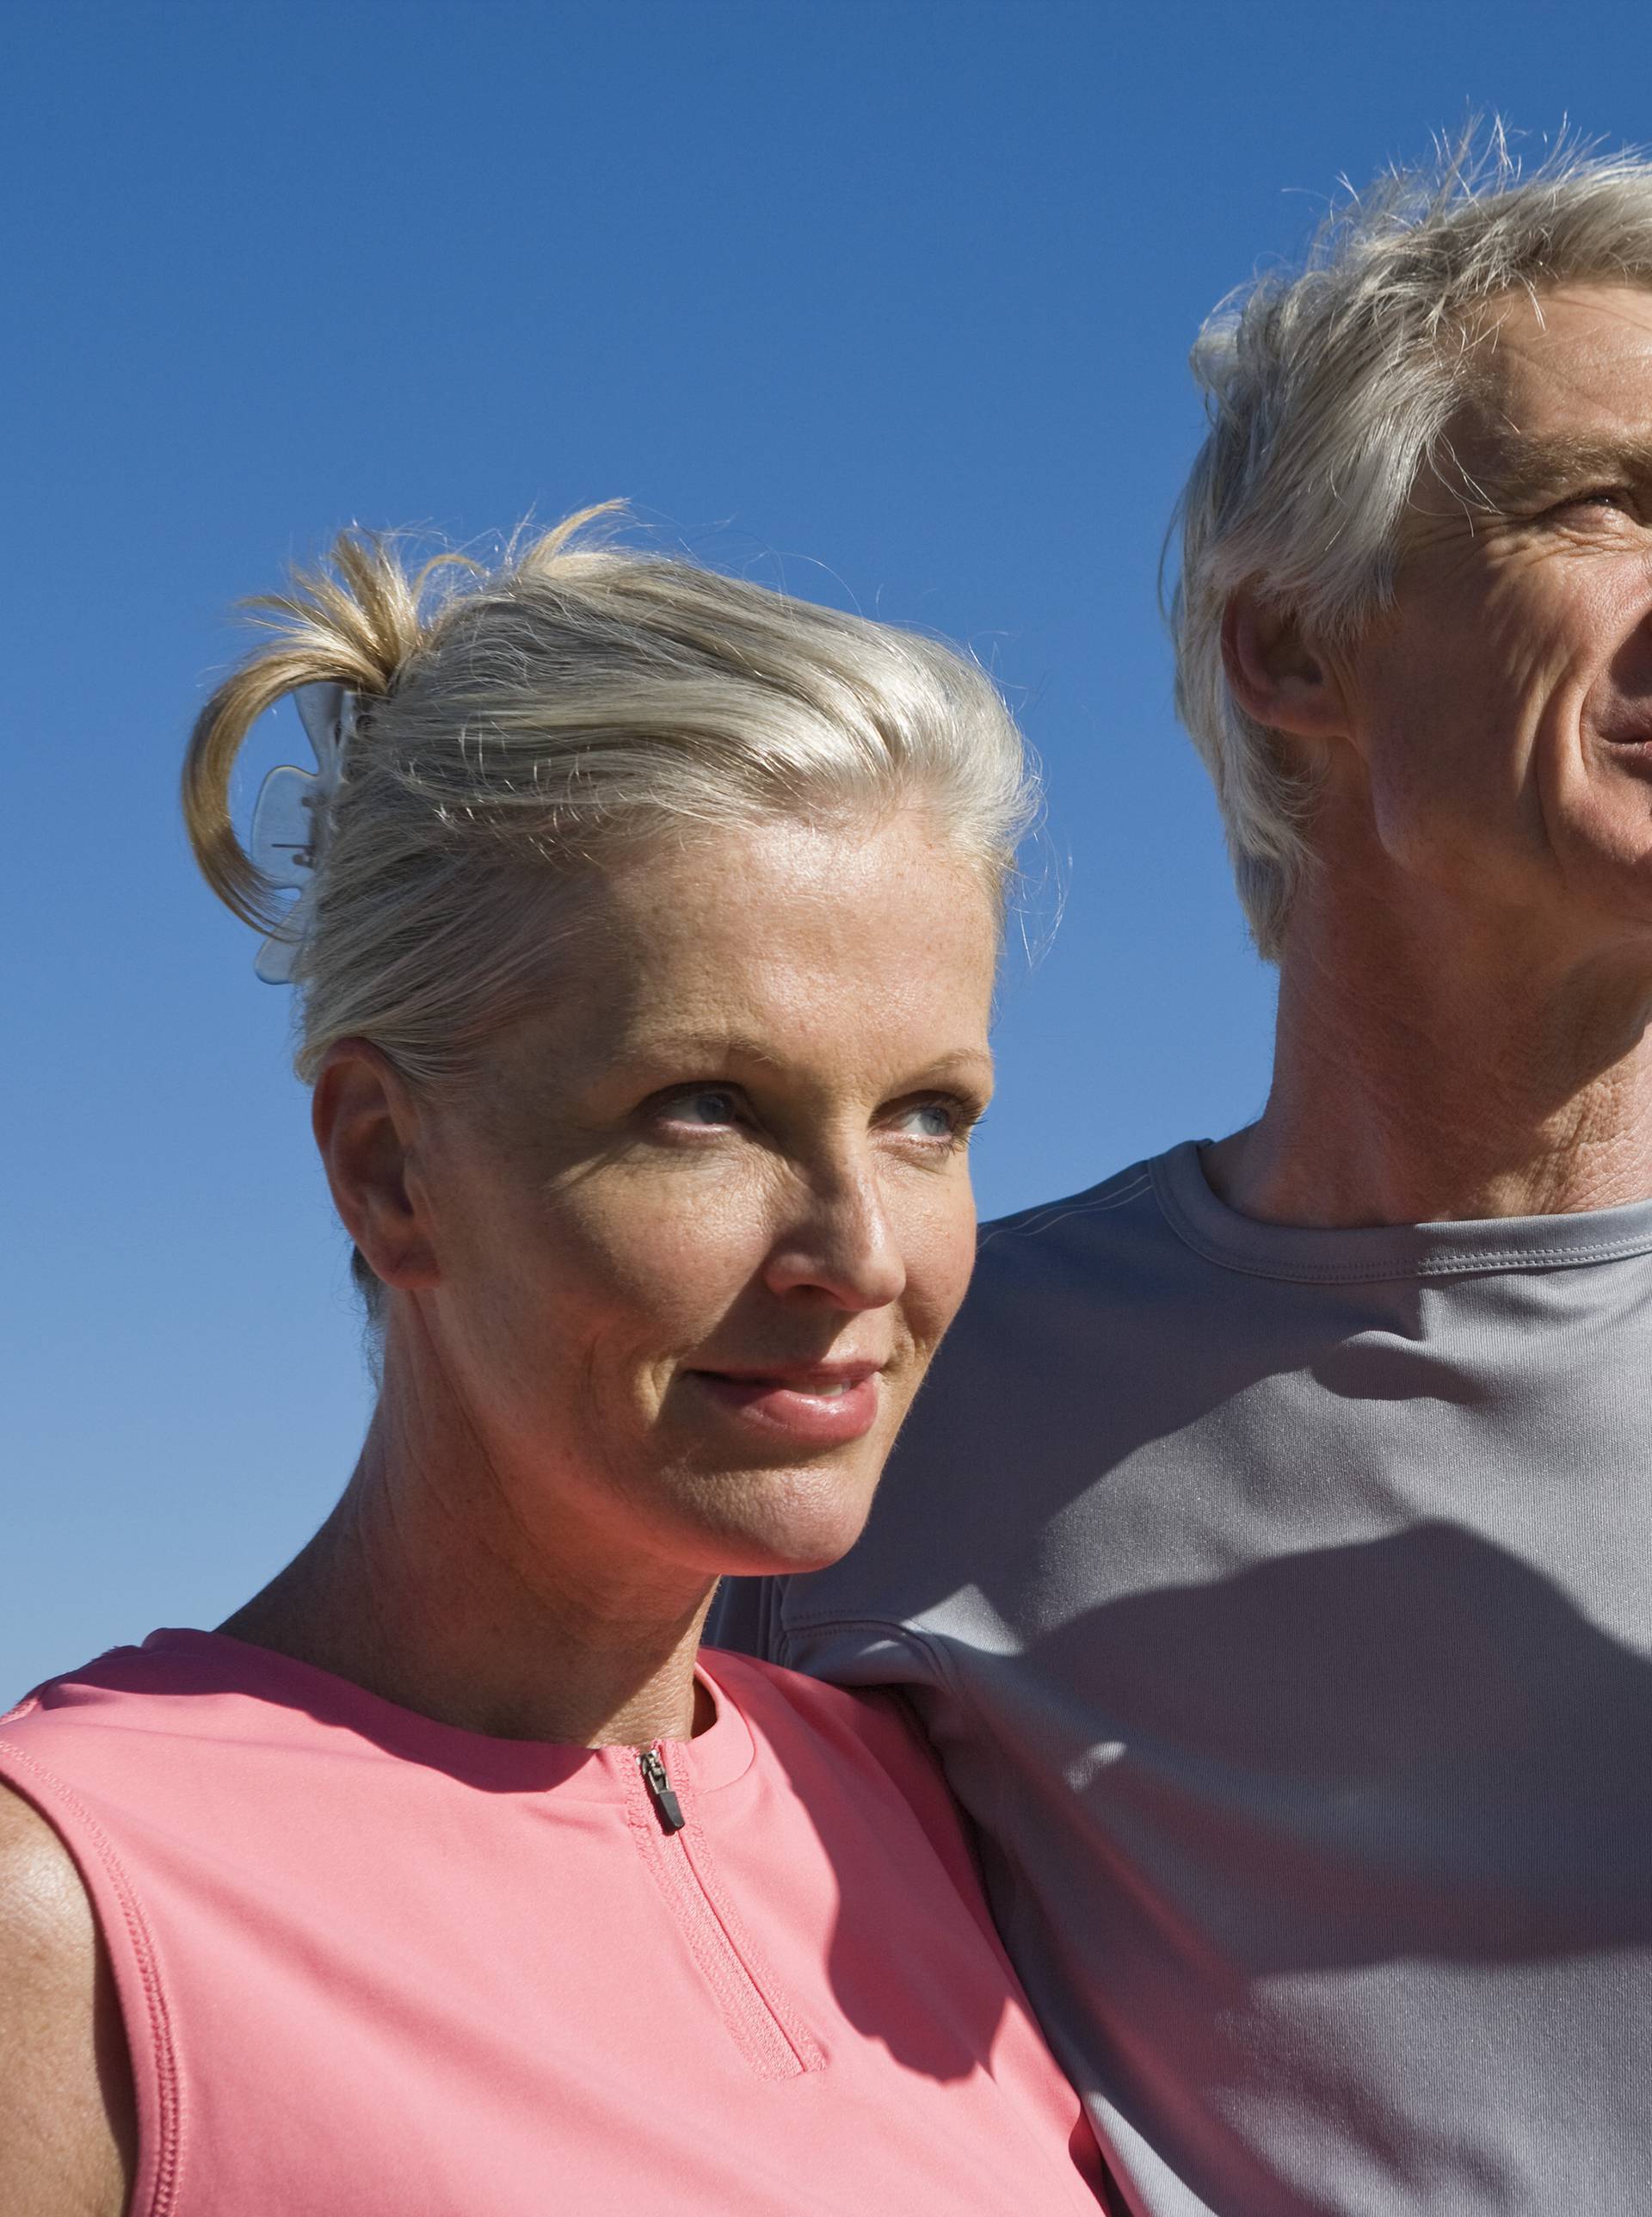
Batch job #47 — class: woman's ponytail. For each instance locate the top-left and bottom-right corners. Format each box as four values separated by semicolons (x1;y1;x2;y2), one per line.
181;534;426;930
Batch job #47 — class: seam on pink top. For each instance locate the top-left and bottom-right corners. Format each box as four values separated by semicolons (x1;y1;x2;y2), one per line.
624;1761;823;2081
674;1764;827;2077
0;1734;185;2217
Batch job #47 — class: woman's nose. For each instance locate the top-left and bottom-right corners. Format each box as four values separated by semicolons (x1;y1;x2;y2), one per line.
761;1164;907;1312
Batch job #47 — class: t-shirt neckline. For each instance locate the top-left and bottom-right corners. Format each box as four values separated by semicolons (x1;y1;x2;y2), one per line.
138;1627;756;1795
1151;1139;1652;1285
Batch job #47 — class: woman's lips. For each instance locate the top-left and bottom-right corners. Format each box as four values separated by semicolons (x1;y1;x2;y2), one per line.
682;1364;883;1446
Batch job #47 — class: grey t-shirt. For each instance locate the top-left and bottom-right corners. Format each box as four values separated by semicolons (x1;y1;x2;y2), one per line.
712;1142;1652;2216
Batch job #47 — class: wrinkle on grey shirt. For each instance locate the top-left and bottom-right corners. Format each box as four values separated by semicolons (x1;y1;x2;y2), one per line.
712;1143;1652;2216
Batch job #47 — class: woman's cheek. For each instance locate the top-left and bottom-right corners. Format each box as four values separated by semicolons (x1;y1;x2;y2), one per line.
557;1167;770;1328
893;1170;979;1346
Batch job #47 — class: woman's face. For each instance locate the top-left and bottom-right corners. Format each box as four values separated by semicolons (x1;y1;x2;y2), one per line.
361;810;999;1590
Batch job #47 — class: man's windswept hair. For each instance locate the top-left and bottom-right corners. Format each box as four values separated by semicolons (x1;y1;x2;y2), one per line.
1170;121;1652;959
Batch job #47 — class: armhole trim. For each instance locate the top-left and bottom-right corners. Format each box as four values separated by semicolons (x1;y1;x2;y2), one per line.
0;1741;183;2217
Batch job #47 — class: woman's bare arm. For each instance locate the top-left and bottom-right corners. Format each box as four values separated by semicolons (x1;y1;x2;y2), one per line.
0;1782;133;2217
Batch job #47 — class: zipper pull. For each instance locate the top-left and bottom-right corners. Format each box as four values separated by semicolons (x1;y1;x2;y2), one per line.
638;1746;686;1834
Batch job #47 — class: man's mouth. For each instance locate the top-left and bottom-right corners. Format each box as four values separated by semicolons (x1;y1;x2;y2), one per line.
1594;718;1652;755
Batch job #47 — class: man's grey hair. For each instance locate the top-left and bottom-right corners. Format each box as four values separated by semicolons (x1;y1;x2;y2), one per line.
1170;127;1652;960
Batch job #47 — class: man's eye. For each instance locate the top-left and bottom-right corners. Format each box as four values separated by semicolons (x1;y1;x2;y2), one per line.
658;1086;742;1130
1566;486;1633;513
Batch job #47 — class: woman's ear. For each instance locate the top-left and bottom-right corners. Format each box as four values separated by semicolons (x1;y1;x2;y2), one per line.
311;1041;441;1291
1221;590;1351;740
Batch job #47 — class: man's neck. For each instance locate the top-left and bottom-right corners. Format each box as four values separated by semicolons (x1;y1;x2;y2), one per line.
1205;875;1652;1230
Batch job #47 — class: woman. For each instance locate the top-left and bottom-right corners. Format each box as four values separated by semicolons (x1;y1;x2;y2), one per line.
0;512;1103;2215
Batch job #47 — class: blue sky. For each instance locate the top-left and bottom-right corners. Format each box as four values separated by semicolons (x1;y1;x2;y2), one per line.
7;0;1652;1698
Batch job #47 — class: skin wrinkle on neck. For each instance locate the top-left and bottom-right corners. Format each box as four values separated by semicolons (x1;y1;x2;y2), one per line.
225;1324;718;1751
1208;884;1652;1228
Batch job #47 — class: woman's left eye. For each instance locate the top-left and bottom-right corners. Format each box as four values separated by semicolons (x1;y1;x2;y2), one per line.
891;1097;965;1143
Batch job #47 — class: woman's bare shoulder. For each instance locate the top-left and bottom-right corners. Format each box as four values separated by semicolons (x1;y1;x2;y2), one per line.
0;1781;133;2216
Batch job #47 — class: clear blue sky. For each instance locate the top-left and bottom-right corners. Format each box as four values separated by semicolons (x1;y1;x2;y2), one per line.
6;0;1650;1699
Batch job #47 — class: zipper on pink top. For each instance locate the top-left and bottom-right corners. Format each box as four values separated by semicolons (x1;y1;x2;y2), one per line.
638;1747;685;1831
632;1744;823;2082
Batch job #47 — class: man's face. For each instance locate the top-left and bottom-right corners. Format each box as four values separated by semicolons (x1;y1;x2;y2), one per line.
1328;282;1652;954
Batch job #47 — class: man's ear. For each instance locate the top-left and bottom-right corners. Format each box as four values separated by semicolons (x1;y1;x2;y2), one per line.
1221;590;1350;740
311;1041;441;1292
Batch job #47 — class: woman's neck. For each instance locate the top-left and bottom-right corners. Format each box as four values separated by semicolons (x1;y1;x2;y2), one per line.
220;1387;715;1748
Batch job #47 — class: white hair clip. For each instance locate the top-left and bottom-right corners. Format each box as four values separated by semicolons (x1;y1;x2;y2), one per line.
249;682;355;984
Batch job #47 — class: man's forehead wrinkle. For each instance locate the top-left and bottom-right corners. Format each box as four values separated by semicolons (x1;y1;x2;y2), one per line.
1478;429;1652;498
1426;373;1652;506
1425;286;1652;476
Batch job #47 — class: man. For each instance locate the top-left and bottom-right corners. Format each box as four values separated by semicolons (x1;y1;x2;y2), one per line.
714;139;1652;2214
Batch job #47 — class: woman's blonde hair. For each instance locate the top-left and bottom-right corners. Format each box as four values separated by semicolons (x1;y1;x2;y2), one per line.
184;506;1037;1093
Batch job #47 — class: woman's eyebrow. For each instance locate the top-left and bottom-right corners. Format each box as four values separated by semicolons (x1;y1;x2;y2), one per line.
605;1034;994;1092
900;1047;996;1089
611;1030;786;1072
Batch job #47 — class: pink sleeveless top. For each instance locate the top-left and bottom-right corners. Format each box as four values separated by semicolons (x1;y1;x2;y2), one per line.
0;1632;1103;2215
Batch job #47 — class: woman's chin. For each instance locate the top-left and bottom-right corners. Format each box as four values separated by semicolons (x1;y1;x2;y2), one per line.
669;1458;885;1583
